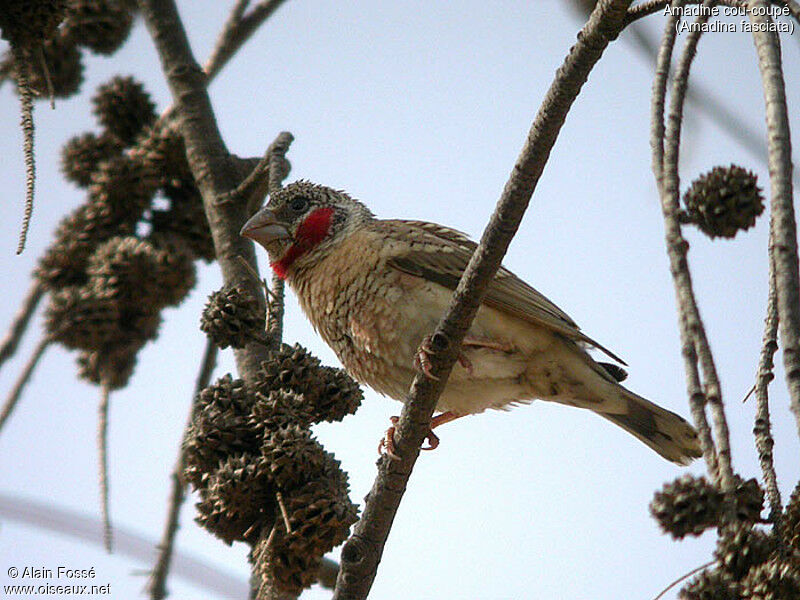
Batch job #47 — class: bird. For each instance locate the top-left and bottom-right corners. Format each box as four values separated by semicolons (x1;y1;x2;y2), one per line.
241;180;702;465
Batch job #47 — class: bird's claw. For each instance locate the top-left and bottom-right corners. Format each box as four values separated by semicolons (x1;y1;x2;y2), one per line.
414;335;440;380
379;416;402;460
378;416;442;458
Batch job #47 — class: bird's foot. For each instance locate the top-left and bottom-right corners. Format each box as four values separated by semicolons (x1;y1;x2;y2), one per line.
414;335;441;380
415;335;478;378
462;336;514;353
378;412;463;459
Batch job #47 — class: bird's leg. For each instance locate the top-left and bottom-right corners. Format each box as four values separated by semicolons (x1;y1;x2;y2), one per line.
379;411;463;459
414;335;440;380
421;411;462;450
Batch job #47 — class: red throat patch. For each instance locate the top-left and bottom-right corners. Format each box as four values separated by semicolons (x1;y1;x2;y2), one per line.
271;207;335;279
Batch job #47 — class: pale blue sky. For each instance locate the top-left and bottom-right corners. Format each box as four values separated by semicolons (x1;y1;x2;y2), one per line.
1;2;799;599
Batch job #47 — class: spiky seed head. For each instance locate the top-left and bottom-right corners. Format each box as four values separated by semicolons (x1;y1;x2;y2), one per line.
194;454;275;545
784;481;800;554
679;569;739;600
731;477;765;524
183;375;260;487
14;34;84;98
252;534;322;596
200;285;265;350
0;0;67;47
77;344;140;389
261;425;327;490
145;234;198;307
45;284;122;351
250;390;314;430
91;76;156;145
650;475;724;539
308;366;363;423
715;524;776;581
63;0;133;56
89;154;158;224
741;558;800;600
61;133;122;188
254;343;323;396
682;165;764;239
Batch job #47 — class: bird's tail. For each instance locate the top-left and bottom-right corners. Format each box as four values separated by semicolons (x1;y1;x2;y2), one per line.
598;389;702;465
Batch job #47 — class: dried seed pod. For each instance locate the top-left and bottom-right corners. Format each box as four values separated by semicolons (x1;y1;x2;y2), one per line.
261;425;327;490
88;155;158;224
63;0;133;56
250;390;314;430
135;126;193;186
254;344;323;397
91;76;156;145
87;236;169;311
146;233;198;307
682;165;764;239
149;185;215;262
194;454;275;545
784;481;800;554
650;475;724;539
45;284;122;351
265;460;358;594
252;534;322;596
7;34;84;98
200;285;265;350
77;343;141;389
679;569;739;600
183;376;259;487
732;477;765;524
36;203;126;290
310;366;362;424
0;0;67;47
741;558;800;600
715;524;776;581
61;133;122;188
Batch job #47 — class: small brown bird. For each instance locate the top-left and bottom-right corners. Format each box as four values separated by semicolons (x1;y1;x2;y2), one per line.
241;181;701;465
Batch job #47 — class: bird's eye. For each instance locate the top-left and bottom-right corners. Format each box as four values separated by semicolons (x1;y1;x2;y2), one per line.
288;196;309;213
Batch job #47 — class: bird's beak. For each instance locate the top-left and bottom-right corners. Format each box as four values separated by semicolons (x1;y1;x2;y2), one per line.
240;207;292;246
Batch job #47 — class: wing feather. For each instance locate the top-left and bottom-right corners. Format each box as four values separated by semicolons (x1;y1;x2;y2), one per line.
377;219;627;365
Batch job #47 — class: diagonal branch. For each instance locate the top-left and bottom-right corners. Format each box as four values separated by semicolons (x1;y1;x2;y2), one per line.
747;0;800;442
0;280;44;373
650;0;725;485
332;2;635;598
148;339;217;600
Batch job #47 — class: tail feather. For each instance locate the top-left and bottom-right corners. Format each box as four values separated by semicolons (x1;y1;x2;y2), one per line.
598;390;701;465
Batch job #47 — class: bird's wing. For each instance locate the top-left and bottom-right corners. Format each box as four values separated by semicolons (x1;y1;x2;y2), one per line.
377;219;626;365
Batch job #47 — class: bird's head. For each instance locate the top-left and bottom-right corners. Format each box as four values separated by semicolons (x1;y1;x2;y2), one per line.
241;180;374;279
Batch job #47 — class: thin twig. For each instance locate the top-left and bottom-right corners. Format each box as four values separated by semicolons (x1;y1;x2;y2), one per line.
747;0;800;443
98;383;112;553
148;339;218;600
332;2;635;598
753;257;782;525
35;45;55;109
626;0;743;23
0;337;49;433
203;0;288;82
267;274;284;348
652;560;717;600
0;280;44;372
275;491;292;533
650;0;724;484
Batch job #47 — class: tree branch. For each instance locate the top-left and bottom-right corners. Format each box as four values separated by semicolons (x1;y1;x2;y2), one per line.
332;2;635;598
650;0;724;485
753;255;782;525
0;337;49;433
148;339;217;600
0;280;44;373
747;0;800;443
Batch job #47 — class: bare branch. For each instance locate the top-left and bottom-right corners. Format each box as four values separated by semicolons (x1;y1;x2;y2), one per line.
98;383;112;552
332;2;635;598
747;0;800;442
148;339;218;600
650;0;725;485
0;280;44;372
753;257;782;524
203;0;288;82
0;337;49;433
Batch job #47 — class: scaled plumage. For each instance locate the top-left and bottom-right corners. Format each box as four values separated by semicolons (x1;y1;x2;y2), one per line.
241;181;701;465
